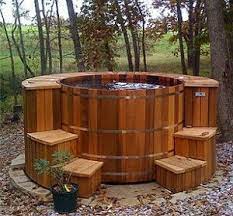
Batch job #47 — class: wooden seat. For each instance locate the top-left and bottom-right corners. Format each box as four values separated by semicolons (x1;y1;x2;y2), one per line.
63;158;103;198
155;155;206;192
25;130;78;188
174;127;217;180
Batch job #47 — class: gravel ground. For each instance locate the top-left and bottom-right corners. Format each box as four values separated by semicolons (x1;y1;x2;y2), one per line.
0;122;233;216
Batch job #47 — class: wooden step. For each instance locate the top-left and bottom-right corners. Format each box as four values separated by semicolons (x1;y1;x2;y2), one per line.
25;130;79;188
174;127;217;180
63;158;103;198
154;155;206;192
27;129;78;145
174;127;217;141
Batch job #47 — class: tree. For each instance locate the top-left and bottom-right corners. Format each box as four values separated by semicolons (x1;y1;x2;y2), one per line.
187;0;194;68
153;0;207;76
176;0;187;74
206;0;233;140
13;0;28;77
135;0;147;71
41;0;53;74
114;0;133;71
55;0;63;72
80;0;117;71
192;0;202;76
34;0;47;75
0;1;17;107
123;0;140;71
66;0;85;71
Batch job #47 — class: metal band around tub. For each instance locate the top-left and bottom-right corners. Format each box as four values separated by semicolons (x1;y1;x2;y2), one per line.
81;151;173;160
61;90;184;100
68;121;183;134
102;170;154;176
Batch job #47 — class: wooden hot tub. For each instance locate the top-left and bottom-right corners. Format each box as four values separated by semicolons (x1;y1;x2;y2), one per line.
59;73;184;183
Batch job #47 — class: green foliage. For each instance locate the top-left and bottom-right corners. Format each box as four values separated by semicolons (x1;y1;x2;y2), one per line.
79;0;119;70
34;151;73;191
34;159;50;175
51;151;72;165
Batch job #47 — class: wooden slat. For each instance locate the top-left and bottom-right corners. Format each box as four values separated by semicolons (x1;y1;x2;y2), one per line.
200;88;209;126
36;90;45;131
208;88;218;127
184;88;193;127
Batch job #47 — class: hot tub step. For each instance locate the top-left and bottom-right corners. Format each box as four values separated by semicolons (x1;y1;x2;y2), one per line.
25;129;78;188
174;127;217;180
63;158;103;198
154;155;206;192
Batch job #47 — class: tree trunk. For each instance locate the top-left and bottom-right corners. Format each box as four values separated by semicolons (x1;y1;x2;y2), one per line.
192;45;200;76
41;0;53;74
105;42;113;71
124;0;140;71
206;0;233;140
55;0;63;73
66;0;85;71
176;0;187;75
34;0;47;75
12;20;35;77
14;0;28;78
187;0;194;68
0;9;17;106
135;0;147;72
192;0;201;76
114;0;133;71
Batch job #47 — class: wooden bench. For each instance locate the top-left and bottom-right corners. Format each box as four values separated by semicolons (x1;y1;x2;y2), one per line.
63;158;103;198
155;155;206;192
174;127;217;180
25;129;78;188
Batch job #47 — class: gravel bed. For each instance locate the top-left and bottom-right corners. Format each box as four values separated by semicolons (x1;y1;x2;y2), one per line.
0;122;232;215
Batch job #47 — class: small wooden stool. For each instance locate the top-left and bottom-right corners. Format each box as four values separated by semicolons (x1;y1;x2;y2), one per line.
155;155;206;192
63;158;103;198
174;127;217;180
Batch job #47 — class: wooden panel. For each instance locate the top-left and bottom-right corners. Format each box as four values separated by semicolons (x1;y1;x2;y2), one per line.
25;135;78;188
70;169;102;198
208;88;218;127
23;88;62;133
184;87;218;127
184;87;193;126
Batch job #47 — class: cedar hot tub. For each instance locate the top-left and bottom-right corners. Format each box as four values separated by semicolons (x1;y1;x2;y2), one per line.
59;73;184;183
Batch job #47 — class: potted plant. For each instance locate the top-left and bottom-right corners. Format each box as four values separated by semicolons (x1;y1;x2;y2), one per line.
34;151;78;213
